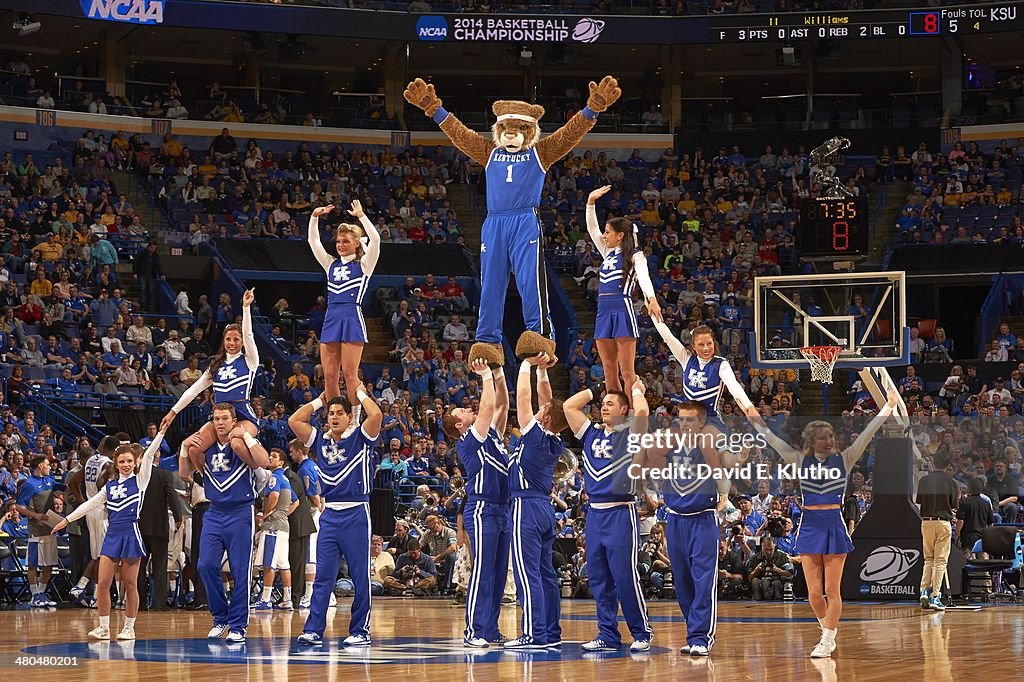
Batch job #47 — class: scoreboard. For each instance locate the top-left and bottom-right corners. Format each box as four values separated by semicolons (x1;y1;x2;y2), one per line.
709;3;1021;42
797;198;870;261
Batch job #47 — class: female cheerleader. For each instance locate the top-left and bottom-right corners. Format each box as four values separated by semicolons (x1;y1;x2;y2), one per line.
751;388;898;658
52;427;168;640
307;200;380;408
651;319;760;432
586;185;660;393
160;288;259;471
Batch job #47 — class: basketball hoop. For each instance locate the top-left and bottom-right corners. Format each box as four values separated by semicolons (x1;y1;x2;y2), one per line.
799;346;843;384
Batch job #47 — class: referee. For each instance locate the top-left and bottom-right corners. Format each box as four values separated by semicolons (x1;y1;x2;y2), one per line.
916;452;959;611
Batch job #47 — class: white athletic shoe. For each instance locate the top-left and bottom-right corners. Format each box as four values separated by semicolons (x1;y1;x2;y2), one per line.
463;637;489;648
70;585;86;601
88;626;110;640
689;645;709;657
208;624;230;639
116;627;135;641
581;638;618;652
503;636;545;650
810;639;837;658
344;634;371;647
296;632;323;646
226;629;246;643
298;595;311;609
276;600;294;610
679;645;691;654
630;639;652;652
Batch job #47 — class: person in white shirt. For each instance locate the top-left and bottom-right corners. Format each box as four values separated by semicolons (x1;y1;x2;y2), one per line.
751;480;774;515
36;92;55;109
88;95;107;115
175;287;192;316
165;99;189;120
163;331;186;362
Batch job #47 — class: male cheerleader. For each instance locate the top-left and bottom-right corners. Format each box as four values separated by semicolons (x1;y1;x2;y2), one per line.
505;353;567;649
252;448;298;610
290;386;382;646
67;434;119;606
180;403;271;643
564;380;653;651
441;358;511;648
634;401;733;656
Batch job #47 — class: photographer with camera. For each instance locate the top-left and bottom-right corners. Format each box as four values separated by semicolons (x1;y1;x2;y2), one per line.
717;539;747;600
746;536;793;600
381;545;438;596
641;522;671;597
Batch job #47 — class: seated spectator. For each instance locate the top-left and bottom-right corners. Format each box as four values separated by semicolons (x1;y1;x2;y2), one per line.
370;535;395;596
420;515;457;594
985;339;1008;363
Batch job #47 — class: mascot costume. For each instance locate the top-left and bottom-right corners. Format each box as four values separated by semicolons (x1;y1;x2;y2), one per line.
404;76;621;366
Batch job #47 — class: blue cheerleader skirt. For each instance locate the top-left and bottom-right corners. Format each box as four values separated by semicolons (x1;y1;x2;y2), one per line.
218;399;262;429
101;525;147;560
794;507;854;555
594;295;638;340
321;303;368;344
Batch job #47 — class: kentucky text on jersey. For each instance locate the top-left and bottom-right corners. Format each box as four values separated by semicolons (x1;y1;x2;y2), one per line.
485;147;545;213
683;355;725;416
598;249;637;298
327;259;370;305
204;442;257;506
312;427;377;503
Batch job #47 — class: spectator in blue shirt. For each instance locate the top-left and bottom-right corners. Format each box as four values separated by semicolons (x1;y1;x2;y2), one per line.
88;289;118;329
2;504;28;537
738;495;766;537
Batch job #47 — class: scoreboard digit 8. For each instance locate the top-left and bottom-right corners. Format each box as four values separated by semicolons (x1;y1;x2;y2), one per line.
797;197;869;261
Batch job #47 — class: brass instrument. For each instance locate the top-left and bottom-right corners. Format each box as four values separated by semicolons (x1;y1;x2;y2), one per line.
553;449;579;485
572;517;586;535
448;475;466;497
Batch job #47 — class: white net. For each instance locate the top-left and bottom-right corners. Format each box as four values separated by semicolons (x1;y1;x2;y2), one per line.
799;346;843;384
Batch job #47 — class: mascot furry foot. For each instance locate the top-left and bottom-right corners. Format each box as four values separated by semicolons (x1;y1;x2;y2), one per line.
515;331;556;360
469;342;505;368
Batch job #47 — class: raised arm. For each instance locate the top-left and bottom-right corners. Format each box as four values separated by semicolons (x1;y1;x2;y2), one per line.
350;200;381;274
355;382;383;440
307;207;335;273
492;367;509;437
564;385;600;438
471;359;496;438
751;420;803;465
136;430;166;492
241;289;260;371
629;378;649;435
163;371;214;430
288;392;324;447
585;187;611;258
536;353;555;407
653;319;690;366
403;79;492;167
841;392;897;470
516;360;535;431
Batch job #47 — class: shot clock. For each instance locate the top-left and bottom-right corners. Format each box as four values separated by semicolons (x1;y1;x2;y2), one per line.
798;198;869;261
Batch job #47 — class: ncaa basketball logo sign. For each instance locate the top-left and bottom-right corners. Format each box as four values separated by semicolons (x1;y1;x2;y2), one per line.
81;0;165;24
572;18;606;43
416;16;449;41
858;545;920;596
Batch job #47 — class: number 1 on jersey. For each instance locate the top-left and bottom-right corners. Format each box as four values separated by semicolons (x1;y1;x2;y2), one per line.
505;165;513;183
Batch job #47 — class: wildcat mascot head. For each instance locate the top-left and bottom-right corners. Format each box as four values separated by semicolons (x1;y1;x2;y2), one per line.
490;101;545;154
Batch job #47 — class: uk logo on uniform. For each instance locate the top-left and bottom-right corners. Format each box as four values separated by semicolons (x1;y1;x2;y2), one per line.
592;439;613;460
210;452;231;473
334;266;351;282
217;366;237;381
688;368;707;389
109;484;128;500
323;444;347;465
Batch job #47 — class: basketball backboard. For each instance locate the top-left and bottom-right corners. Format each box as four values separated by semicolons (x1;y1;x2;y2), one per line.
751;271;909;370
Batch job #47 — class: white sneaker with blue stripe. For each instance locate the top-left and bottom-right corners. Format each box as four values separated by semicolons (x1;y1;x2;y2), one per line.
252;600;273;611
297;632;324;646
630;639;652;652
581;638;617;652
689;645;709;656
344;634;371;647
226;629;246;643
207;624;229;639
503;636;546;650
463;637;489;648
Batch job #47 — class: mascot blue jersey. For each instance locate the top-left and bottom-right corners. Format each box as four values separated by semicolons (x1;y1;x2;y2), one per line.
485;147;546;213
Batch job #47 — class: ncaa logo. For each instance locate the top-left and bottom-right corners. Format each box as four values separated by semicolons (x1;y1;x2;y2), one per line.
572;17;605;43
417;15;448;41
859;545;921;585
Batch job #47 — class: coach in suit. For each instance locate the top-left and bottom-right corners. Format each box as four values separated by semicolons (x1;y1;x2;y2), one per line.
138;450;183;610
285;459;316;602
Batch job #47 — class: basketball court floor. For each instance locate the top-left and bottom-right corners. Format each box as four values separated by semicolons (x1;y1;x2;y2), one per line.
5;598;1020;680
